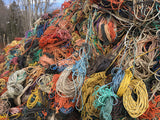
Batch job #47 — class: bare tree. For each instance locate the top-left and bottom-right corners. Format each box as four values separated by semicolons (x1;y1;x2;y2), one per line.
44;0;49;14
27;0;32;29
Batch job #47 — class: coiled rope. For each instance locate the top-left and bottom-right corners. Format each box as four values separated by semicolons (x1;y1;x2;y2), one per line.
7;69;27;98
27;88;43;109
123;78;149;118
56;65;76;98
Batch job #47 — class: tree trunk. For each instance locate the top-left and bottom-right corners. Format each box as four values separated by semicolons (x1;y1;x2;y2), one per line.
44;0;49;14
27;0;32;29
3;34;5;47
7;36;9;45
34;0;38;20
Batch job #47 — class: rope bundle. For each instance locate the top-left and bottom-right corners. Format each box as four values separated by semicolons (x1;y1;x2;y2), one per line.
139;95;160;120
7;69;27;98
111;67;125;93
117;68;132;97
92;13;117;45
123;79;149;118
36;74;53;93
27;88;44;109
49;74;76;113
0;98;10;115
39;26;71;48
0;0;160;119
56;65;76;98
129;54;153;80
93;84;118;120
81;72;106;120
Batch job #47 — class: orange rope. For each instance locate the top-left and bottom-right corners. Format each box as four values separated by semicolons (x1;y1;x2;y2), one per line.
139;95;160;120
49;74;75;112
107;0;124;10
61;1;72;10
39;54;55;68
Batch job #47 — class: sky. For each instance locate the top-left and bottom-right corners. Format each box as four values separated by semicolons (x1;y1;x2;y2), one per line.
3;0;65;9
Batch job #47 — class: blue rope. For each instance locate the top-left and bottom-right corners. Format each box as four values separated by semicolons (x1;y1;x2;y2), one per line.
72;48;89;111
36;21;49;38
50;64;67;73
36;25;44;38
71;14;93;111
59;107;74;114
111;67;125;93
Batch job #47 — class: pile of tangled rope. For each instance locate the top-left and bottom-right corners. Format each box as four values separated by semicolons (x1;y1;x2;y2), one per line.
0;0;160;119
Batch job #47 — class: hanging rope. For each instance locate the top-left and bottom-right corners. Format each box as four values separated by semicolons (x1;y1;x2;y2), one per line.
117;68;132;97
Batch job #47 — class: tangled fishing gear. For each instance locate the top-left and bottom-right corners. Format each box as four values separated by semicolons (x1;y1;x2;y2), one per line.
0;0;160;119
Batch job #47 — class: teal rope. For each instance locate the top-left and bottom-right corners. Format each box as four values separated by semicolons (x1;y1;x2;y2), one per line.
33;49;42;63
93;85;118;120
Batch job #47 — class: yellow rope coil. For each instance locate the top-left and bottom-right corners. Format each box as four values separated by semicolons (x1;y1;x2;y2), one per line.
117;68;132;97
27;88;41;109
123;79;149;118
81;71;107;120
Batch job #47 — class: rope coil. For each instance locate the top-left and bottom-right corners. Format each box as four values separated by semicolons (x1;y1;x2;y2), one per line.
123;79;149;118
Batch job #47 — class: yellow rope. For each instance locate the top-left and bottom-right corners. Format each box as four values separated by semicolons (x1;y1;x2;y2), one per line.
27;88;42;109
0;114;9;120
29;62;38;66
0;78;6;93
123;79;149;118
117;68;132;97
81;71;108;120
9;113;21;119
